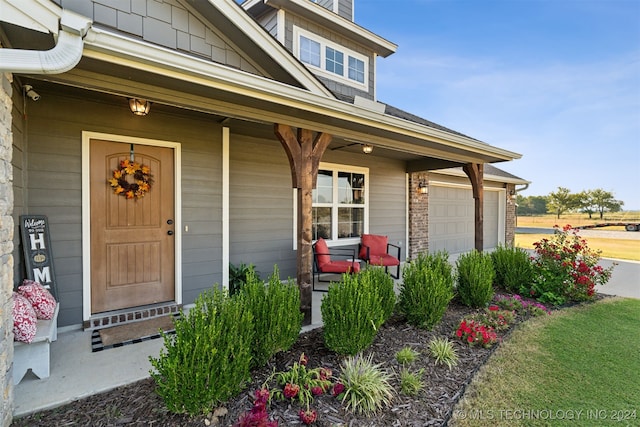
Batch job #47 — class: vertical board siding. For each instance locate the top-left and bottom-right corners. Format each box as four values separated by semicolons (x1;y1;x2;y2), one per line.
19;88;222;326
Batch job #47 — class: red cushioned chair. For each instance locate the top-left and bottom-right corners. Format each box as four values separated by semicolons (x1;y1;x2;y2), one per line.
358;234;401;279
312;238;361;291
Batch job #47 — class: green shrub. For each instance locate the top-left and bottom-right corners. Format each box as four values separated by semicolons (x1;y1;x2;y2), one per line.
490;245;534;293
399;368;424;396
399;251;454;330
149;289;253;415
456;250;495;308
339;353;394;415
395;346;419;365
361;266;396;322
321;272;385;355
428;337;458;370
240;266;302;367
229;262;256;296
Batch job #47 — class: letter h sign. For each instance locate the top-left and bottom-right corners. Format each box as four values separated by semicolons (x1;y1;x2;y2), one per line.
20;215;58;300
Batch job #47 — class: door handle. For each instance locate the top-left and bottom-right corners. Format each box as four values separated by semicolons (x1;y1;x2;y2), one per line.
167;230;174;236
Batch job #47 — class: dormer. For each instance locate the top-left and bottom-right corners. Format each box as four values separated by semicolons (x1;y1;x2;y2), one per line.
242;0;397;102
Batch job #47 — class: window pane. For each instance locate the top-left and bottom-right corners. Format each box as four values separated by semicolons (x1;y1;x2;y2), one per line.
338;172;365;205
338;207;363;238
300;36;320;67
313;170;333;203
348;56;365;83
313;207;332;240
325;47;344;75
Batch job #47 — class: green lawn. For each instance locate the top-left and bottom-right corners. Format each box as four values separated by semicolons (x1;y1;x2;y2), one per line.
451;298;640;427
515;234;640;261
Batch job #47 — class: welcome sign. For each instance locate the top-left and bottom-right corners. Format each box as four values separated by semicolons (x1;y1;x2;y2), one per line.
20;215;58;300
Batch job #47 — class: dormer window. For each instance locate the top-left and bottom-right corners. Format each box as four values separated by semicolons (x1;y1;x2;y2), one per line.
294;26;369;91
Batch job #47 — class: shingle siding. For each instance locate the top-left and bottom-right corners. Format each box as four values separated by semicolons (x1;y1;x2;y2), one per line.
56;0;263;75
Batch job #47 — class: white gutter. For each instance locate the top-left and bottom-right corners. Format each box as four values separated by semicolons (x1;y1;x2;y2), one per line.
0;8;91;74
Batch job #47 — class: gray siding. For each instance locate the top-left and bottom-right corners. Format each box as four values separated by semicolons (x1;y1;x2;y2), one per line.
229;134;298;280
55;0;262;76
337;0;354;21
17;88;223;326
257;9;279;39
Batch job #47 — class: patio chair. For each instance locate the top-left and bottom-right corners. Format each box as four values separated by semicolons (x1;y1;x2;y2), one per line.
312;238;361;291
358;234;401;279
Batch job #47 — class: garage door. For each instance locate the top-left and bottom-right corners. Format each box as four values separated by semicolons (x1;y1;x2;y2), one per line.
428;184;503;254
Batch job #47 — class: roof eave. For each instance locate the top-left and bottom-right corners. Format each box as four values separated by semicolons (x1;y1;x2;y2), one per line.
77;27;520;164
247;0;397;57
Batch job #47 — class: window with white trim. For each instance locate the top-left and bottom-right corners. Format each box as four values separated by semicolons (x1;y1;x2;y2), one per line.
312;164;368;243
294;26;369;90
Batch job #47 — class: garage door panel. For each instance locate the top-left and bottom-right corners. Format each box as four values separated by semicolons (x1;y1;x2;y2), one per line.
429;185;501;254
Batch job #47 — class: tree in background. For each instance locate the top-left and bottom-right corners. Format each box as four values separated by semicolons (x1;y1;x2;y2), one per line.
587;189;624;219
547;187;580;219
516;195;547;215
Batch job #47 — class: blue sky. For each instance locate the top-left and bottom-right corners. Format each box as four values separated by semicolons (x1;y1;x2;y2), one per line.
354;0;640;210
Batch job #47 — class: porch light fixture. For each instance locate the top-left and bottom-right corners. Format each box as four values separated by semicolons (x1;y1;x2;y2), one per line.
362;144;373;154
129;98;151;116
418;180;428;194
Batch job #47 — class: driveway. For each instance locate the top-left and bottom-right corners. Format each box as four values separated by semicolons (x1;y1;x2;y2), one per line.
595;258;640;299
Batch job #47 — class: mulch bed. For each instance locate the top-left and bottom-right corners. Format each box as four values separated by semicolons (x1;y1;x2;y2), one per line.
12;297;568;427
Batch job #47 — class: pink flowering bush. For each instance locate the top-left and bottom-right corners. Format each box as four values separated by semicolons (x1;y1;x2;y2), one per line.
528;225;614;305
455;319;498;348
494;294;551;317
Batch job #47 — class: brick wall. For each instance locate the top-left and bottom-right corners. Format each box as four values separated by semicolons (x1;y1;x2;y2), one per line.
0;68;15;426
408;173;428;260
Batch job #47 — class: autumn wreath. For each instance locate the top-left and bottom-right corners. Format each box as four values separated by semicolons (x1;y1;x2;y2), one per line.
108;159;153;199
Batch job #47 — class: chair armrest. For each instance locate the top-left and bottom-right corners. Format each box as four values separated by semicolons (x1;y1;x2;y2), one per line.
387;242;401;260
358;243;371;261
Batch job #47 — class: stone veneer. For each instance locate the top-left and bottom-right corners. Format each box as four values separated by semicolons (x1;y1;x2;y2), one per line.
0;68;15;426
408;172;429;260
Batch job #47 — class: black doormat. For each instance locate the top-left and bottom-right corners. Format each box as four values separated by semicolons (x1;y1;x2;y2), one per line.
91;314;178;352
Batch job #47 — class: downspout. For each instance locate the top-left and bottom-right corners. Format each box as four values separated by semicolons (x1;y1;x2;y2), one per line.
0;9;91;73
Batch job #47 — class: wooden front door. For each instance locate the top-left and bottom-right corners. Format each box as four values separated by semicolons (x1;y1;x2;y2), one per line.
90;139;175;314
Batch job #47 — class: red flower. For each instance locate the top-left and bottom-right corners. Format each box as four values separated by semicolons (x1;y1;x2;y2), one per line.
332;382;345;397
283;383;300;399
311;386;324;396
299;409;317;425
489;305;499;311
319;368;332;380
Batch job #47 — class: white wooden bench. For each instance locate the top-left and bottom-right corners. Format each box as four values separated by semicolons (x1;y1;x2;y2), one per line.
13;303;59;385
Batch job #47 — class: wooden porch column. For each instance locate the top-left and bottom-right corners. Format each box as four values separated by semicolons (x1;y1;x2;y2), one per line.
463;163;484;252
274;124;331;325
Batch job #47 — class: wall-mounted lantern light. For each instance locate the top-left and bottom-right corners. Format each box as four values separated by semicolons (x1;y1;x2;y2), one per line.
418;179;428;194
129;98;151;116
